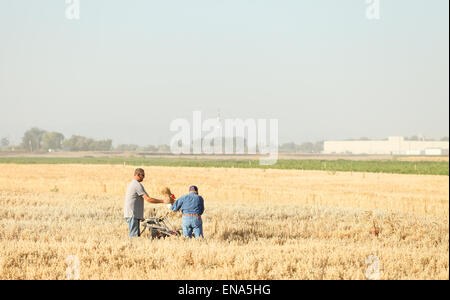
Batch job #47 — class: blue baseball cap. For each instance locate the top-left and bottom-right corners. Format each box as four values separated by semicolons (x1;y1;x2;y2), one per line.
189;185;198;192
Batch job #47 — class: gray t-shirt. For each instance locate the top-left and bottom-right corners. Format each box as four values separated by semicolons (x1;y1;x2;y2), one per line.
124;179;147;219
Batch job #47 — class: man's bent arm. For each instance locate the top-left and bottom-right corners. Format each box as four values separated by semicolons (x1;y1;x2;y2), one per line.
199;196;205;215
143;194;169;204
171;196;184;212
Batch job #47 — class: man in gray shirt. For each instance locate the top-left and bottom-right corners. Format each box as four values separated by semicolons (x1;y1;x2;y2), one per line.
124;168;173;238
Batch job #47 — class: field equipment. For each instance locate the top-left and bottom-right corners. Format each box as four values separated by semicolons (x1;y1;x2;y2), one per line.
140;212;181;239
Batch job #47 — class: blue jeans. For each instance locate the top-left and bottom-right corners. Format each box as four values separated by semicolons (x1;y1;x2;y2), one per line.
182;215;203;238
125;217;140;238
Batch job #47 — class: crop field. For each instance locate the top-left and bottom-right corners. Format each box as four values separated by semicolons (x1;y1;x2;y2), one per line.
0;163;448;279
0;156;448;175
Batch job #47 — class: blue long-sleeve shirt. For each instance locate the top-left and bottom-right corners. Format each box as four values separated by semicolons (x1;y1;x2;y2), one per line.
171;192;204;215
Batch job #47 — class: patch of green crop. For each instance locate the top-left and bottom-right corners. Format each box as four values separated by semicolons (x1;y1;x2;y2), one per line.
0;156;448;176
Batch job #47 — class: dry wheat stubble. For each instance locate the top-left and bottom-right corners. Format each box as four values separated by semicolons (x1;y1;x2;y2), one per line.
0;164;448;279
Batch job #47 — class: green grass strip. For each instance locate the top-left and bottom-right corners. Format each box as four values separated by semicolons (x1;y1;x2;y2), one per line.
0;156;448;176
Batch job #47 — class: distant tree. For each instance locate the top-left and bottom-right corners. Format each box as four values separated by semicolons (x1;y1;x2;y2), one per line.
298;142;314;153
116;144;139;151
312;141;324;153
63;135;112;151
360;137;370;141
42;132;65;151
279;142;326;153
143;145;158;152
157;144;170;153
1;137;9;149
441;137;449;141
405;135;419;141
279;142;297;153
91;139;113;151
22;127;47;152
63;135;87;151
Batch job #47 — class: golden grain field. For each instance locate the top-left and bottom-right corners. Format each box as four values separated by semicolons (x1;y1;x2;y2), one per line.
0;163;448;280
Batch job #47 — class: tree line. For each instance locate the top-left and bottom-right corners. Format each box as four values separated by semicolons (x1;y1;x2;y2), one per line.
279;142;324;153
0;127;170;153
17;127;113;152
0;127;448;153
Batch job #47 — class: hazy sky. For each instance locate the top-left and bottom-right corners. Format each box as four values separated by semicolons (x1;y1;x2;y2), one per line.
0;0;448;146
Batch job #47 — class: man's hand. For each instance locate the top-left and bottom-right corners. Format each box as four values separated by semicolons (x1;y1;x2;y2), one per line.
163;195;172;204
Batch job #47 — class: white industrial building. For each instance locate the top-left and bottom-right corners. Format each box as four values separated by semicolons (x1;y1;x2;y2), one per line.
323;136;449;155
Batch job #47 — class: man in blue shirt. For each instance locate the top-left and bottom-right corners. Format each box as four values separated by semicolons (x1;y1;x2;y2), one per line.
170;185;204;238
